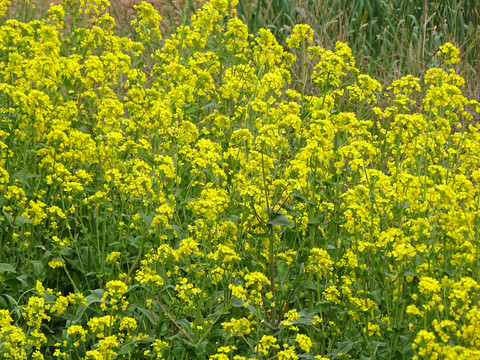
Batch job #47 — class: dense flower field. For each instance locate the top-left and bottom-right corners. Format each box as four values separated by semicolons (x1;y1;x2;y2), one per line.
1;0;480;359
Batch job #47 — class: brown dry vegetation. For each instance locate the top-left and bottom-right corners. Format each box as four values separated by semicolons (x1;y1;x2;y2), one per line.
7;0;188;32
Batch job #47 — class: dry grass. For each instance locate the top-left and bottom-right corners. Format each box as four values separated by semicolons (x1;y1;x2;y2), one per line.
7;0;185;32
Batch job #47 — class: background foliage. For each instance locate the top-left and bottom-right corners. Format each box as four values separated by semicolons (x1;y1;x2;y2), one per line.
235;0;479;99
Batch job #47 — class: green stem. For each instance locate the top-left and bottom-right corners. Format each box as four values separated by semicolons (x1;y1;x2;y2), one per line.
269;224;276;325
124;243;143;285
261;152;276;325
62;260;80;293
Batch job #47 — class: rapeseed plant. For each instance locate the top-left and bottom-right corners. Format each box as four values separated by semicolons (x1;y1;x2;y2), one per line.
0;0;480;359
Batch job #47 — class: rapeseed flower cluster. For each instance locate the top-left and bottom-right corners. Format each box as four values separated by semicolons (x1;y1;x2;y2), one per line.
0;0;479;359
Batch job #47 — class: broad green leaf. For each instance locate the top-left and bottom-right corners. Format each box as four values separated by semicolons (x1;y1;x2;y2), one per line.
138;307;158;325
267;213;294;227
307;211;326;225
0;263;15;273
86;289;105;306
13;216;32;227
230;297;245;307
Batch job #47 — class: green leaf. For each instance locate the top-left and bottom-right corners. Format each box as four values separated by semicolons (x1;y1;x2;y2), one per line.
267;213;294;227
193;340;208;357
13;216;32;227
139;211;155;231
2;211;13;224
116;338;135;356
86;289;104;306
302;279;317;290
230;297;245;307
203;102;222;109
72;303;88;323
307;211;326;225
31;260;46;281
371;289;383;304
334;340;356;356
0;263;15;273
170;225;185;240
138;307;158;325
298;308;317;320
292;194;312;204
294;309;318;325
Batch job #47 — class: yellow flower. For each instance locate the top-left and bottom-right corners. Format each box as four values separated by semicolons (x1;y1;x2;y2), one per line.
224;17;248;53
87;315;114;338
244;271;269;291
438;42;460;65
22;200;47;225
152;339;169;355
86;335;119;360
323;285;341;304
222;317;254;336
0;0;10;17
286;24;314;49
307;248;333;276
229;284;247;302
119;317;138;333
36;281;45;296
258;335;279;355
51;296;69;315
347;74;382;103
67;325;87;346
101;280;129;311
22;296;51;329
295;333;312;352
48;259;65;269
364;322;381;337
278;344;298;360
211;354;229;360
418;276;440;295
105;251;121;264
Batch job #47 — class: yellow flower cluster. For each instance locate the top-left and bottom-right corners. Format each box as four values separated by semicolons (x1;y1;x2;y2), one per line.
0;0;479;359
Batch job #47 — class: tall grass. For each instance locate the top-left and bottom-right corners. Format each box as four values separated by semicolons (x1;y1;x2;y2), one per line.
235;0;480;100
